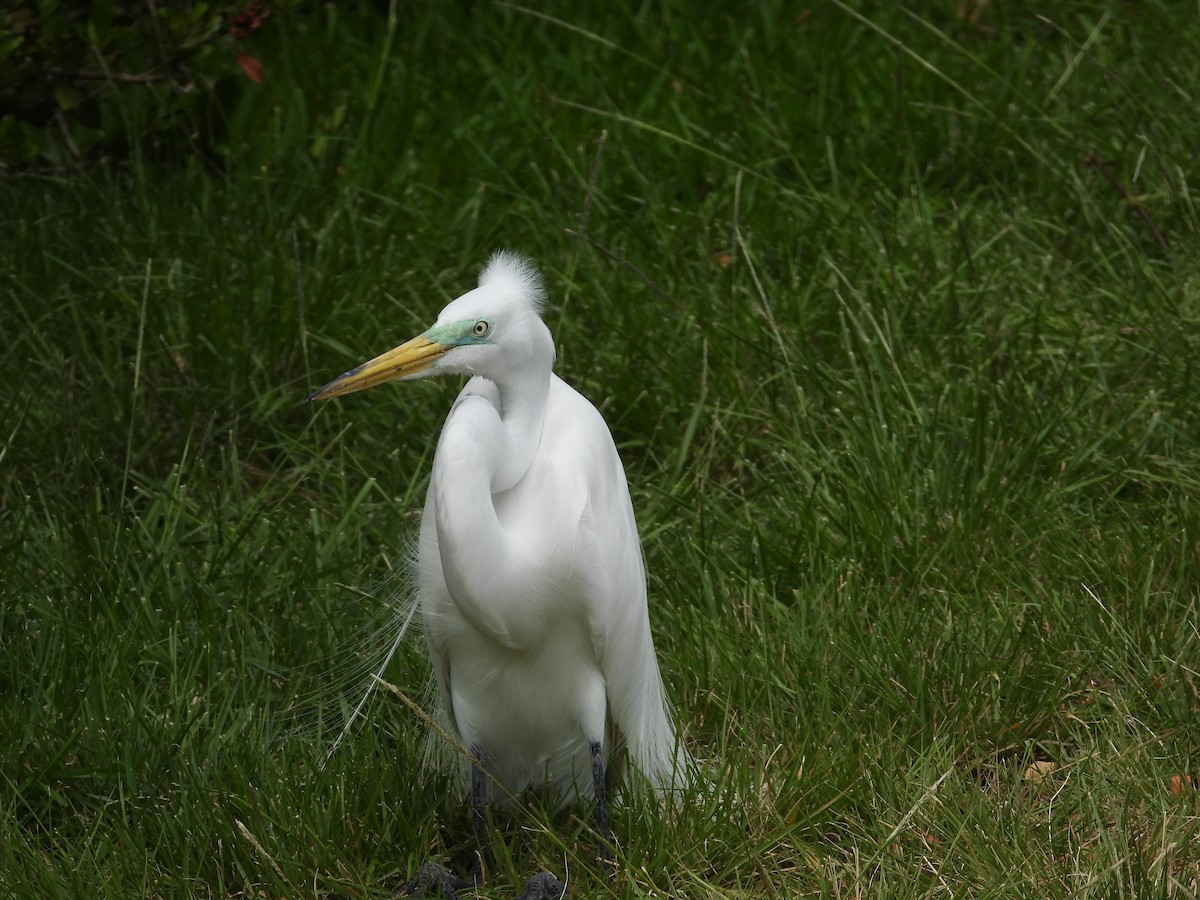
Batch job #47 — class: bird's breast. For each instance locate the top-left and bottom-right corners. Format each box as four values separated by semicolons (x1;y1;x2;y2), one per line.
445;619;607;803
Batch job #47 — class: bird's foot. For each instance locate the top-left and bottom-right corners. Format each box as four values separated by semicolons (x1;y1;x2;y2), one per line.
515;870;567;900
402;861;472;900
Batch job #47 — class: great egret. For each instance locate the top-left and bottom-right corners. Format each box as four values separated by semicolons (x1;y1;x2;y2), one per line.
308;252;685;899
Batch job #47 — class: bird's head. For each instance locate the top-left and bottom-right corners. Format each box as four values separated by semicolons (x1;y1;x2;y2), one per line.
308;251;554;402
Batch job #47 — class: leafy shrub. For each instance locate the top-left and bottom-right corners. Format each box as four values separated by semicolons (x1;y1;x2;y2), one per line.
0;0;298;168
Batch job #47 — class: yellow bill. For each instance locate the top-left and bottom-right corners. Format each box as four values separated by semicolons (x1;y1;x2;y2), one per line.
307;334;447;402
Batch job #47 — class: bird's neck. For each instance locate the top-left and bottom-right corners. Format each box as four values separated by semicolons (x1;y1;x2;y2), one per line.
490;366;551;491
429;363;552;649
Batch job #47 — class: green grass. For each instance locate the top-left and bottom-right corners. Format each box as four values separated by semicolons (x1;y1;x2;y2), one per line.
3;1;1200;896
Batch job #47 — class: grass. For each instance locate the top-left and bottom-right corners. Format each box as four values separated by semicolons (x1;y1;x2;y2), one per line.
3;1;1199;896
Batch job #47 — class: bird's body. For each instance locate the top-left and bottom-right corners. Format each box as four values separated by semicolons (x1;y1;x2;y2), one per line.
420;371;675;805
309;253;683;895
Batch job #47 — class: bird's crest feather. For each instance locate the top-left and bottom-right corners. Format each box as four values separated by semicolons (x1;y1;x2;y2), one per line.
479;250;546;314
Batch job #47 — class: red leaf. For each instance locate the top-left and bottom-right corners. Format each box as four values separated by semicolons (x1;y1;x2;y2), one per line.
1168;774;1195;797
236;50;265;84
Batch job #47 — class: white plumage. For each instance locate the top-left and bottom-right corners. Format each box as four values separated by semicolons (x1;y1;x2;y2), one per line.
309;253;685;877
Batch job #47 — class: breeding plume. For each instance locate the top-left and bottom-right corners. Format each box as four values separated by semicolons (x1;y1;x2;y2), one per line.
308;252;683;898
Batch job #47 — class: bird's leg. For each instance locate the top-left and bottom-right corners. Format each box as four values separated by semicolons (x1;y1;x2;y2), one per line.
468;745;489;883
512;745;619;900
590;740;614;877
511;743;614;898
401;749;489;900
402;862;469;900
514;870;567;900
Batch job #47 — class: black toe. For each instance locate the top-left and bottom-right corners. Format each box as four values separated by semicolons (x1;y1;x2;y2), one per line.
403;861;471;900
515;870;567;899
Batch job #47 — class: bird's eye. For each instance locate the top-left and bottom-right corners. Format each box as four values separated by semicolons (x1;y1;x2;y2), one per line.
473;319;491;338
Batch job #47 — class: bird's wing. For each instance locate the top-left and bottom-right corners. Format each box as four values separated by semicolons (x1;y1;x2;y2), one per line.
539;376;680;791
416;493;460;729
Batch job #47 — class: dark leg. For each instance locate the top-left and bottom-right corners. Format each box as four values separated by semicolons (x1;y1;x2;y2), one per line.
515;871;567;899
590;741;614;877
469;747;488;882
402;863;468;900
402;748;488;900
516;743;610;897
512;746;616;899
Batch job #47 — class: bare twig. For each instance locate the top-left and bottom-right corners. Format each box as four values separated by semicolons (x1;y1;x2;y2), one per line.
235;819;287;882
371;675;482;770
952;199;976;282
563;230;672;302
143;0;169;74
578;129;607;242
754;856;780;900
53;108;81;159
49;67;179;85
730;169;743;268
1085;152;1170;253
882;767;956;847
292;228;308;370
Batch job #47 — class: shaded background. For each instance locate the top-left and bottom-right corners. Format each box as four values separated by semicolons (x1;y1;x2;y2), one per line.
2;1;1198;896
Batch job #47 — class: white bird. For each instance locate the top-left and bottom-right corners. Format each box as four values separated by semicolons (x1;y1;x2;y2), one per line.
308;252;684;899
